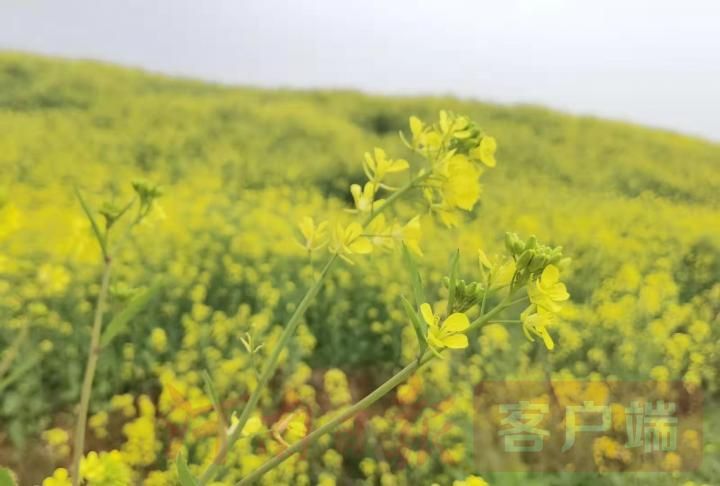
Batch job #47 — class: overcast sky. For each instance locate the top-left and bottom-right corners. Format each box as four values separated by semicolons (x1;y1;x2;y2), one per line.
1;0;719;141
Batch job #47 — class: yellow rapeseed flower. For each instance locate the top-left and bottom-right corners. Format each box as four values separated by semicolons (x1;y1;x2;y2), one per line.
363;148;409;183
440;154;481;211
470;136;497;168
350;182;383;213
329;222;373;264
420;303;470;353
520;304;555;350
528;264;570;313
392;216;422;257
297;216;329;253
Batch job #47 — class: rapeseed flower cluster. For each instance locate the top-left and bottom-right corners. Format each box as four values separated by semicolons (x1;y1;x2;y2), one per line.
1;53;718;485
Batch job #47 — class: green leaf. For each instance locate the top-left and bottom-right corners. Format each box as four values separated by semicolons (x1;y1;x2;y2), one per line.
0;467;16;486
401;295;427;353
202;370;227;428
401;243;425;308
74;185;109;260
0;353;40;394
176;453;199;486
447;249;460;314
100;277;164;347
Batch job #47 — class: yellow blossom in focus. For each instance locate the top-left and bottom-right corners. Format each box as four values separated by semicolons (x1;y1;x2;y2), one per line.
440;154;481;211
478;250;517;289
520;305;555;350
421;303;470;353
528;264;570;313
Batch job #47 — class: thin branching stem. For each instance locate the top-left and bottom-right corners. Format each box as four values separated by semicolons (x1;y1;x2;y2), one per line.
198;171;430;484
237;353;435;485
71;258;112;486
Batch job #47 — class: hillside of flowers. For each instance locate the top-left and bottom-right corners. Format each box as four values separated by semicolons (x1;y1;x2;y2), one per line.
1;52;719;486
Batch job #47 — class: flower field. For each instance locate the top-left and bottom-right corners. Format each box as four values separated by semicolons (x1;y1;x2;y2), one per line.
0;52;719;485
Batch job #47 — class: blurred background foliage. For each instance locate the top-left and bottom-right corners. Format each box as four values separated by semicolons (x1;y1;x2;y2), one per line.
0;52;719;485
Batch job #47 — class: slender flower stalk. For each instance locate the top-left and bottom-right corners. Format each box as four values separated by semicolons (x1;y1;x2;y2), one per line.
197;172;430;484
198;255;336;483
70;258;112;486
237;288;522;484
237;353;435;485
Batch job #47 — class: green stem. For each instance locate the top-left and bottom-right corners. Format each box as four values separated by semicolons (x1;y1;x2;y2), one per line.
198;255;337;484
507;295;529;307
468;296;511;331
199;171;429;484
237;354;435;485
362;171;430;226
479;279;489;317
71;258;113;486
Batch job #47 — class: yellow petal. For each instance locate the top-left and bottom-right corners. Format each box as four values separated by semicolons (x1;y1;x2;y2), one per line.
439;110;450;134
427;331;446;354
547;282;570;301
479;136;497;167
348;237;373;254
409;116;423;137
420;303;435;327
442;334;469;349
538;328;555;350
373;147;386;164
345;222;363;242
442;313;470;333
298;217;314;241
541;264;560;286
363;182;375;199
388;159;409;172
350;184;362;205
364;152;376;171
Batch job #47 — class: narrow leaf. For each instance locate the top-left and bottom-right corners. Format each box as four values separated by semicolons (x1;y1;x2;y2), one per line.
401;243;425;308
74;186;109;260
100;278;164;347
401;295;427;353
0;354;40;393
447;249;460;314
202;370;228;429
176;453;199;486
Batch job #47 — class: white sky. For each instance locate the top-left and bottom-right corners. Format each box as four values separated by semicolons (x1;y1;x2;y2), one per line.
1;0;719;141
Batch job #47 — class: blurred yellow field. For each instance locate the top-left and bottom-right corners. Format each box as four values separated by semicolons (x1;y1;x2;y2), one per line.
1;53;719;485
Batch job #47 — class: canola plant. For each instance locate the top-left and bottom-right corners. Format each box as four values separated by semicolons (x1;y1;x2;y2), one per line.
0;53;719;486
